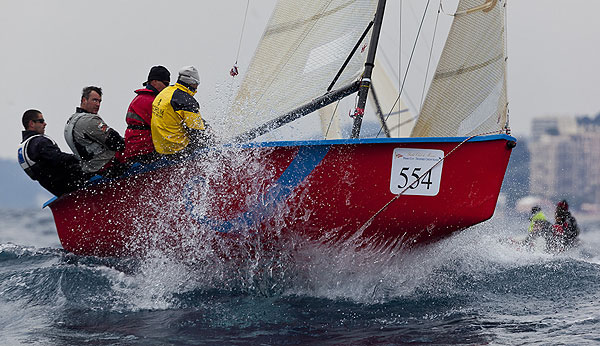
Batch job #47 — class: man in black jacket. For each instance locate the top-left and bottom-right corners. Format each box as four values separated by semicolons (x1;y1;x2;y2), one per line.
555;199;580;248
18;109;91;196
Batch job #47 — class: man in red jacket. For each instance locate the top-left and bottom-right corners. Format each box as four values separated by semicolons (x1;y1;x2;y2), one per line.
123;65;171;163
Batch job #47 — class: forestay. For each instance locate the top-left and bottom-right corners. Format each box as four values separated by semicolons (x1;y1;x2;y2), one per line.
411;0;508;137
230;0;378;139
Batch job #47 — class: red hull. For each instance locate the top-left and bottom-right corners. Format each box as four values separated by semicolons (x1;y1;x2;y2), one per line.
47;135;515;257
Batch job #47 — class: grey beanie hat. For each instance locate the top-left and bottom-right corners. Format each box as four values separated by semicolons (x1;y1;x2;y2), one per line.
178;65;200;86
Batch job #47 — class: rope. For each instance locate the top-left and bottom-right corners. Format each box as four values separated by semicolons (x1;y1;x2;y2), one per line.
234;0;250;65
398;0;402;135
376;0;432;138
227;1;250;105
503;0;511;133
355;130;503;235
439;0;456;16
324;100;341;138
419;2;442;111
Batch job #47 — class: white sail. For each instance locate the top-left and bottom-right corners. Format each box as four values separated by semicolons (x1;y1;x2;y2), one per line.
318;104;342;139
411;0;508;137
370;58;414;137
230;0;378;139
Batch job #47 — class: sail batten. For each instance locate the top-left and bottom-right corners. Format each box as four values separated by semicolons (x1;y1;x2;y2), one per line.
433;53;503;80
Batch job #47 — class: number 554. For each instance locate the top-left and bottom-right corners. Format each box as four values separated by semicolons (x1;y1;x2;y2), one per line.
397;167;433;189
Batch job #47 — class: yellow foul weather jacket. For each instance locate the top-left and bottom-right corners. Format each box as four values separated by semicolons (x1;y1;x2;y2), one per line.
528;211;547;233
151;83;205;154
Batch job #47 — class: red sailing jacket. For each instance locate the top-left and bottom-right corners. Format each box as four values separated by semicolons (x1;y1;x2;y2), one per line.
123;86;159;160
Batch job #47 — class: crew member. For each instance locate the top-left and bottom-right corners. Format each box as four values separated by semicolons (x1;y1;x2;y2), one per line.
523;206;551;246
18;109;90;196
151;65;213;156
64;86;126;176
554;199;580;248
123;65;171;163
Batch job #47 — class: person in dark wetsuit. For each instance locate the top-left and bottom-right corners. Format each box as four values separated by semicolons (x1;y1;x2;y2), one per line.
18;109;91;196
553;199;580;249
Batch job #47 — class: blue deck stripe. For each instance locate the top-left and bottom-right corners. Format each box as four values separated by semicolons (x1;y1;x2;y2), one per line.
184;145;330;233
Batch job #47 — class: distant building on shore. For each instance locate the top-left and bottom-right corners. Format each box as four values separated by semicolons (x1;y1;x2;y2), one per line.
528;113;600;210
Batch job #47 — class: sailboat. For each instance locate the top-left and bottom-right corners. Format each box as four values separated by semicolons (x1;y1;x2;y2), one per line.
45;0;515;257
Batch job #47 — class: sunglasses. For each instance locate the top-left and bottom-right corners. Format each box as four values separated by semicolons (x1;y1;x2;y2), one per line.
32;118;46;124
162;81;170;86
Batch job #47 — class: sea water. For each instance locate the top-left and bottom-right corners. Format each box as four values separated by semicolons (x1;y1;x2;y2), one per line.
1;207;600;345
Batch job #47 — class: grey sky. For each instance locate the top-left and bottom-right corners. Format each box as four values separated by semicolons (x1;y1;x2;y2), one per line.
1;0;599;160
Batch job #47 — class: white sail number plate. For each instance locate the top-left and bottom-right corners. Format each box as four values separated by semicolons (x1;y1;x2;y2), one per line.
390;148;444;196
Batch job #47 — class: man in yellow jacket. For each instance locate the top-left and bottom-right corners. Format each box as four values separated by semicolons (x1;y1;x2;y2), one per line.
151;66;213;156
523;205;552;247
528;206;548;234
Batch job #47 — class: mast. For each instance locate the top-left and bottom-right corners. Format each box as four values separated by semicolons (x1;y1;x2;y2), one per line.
351;0;387;138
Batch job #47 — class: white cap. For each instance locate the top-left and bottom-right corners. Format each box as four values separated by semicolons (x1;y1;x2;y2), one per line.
178;65;200;86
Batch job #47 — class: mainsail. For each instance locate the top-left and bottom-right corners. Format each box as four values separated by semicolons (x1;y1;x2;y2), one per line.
411;0;508;137
230;0;378;140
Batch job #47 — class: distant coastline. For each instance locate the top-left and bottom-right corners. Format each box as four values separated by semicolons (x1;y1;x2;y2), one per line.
0;158;52;208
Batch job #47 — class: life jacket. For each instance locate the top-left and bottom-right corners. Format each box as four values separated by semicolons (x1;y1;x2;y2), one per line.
123;88;157;160
17;134;56;180
552;223;564;236
528;211;547;233
64;112;104;161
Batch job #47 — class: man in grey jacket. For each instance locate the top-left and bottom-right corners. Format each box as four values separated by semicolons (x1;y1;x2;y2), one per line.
64;86;126;177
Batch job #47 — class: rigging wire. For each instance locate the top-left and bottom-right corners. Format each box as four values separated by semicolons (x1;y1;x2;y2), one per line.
398;0;402;137
324;100;342;138
226;0;250;110
250;2;342;107
503;0;511;133
230;0;251;77
418;1;442;111
376;0;432;138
